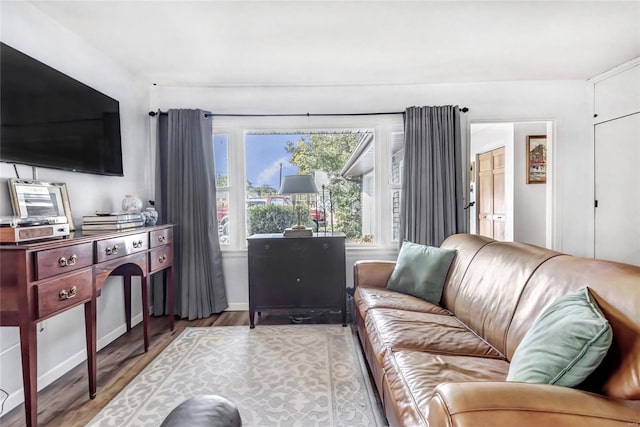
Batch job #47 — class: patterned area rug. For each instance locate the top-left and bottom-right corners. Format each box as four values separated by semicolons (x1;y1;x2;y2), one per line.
89;325;385;426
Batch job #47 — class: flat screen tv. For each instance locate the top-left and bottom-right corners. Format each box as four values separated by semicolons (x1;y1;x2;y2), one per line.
1;42;124;176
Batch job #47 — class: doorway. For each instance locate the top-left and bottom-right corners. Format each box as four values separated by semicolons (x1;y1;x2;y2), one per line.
469;121;553;247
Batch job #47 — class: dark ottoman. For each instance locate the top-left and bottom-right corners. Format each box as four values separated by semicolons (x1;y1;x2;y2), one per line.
160;395;242;427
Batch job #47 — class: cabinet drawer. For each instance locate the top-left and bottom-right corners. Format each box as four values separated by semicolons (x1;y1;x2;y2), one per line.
96;232;148;263
36;242;94;280
149;246;173;273
150;227;173;248
35;269;93;319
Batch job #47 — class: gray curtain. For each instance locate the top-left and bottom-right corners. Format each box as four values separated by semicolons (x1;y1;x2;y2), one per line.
400;105;466;247
151;109;228;320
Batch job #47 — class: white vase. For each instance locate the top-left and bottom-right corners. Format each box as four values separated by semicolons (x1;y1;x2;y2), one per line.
122;194;143;214
143;207;158;226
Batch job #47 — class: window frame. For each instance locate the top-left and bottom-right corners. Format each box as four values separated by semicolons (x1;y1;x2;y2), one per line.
213;115;403;251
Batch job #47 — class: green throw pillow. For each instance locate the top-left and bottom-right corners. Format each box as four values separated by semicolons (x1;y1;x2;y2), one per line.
386;241;457;305
507;287;613;387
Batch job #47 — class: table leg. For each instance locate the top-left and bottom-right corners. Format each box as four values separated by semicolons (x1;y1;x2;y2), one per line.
141;275;150;352
123;275;132;331
19;322;37;427
84;298;97;399
167;267;175;331
249;308;255;329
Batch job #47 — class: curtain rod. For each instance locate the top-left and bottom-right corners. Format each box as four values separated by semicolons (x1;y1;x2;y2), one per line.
148;107;469;118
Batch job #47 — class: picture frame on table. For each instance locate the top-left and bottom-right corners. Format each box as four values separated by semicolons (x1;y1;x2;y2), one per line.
8;178;75;230
526;135;547;184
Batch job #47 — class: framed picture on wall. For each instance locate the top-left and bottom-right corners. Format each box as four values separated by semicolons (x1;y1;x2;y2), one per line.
526;135;547;184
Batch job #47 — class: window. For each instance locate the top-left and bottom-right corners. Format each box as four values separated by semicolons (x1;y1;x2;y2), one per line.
390;132;404;243
212;116;403;250
214;134;230;244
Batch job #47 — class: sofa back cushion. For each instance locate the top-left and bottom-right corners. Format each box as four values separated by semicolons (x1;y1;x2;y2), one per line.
507;255;640;400
443;239;561;356
440;233;495;310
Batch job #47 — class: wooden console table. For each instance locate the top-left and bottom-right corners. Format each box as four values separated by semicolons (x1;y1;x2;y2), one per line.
0;224;175;427
247;233;346;328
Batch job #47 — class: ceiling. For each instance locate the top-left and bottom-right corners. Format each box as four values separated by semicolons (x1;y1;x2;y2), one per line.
30;1;640;87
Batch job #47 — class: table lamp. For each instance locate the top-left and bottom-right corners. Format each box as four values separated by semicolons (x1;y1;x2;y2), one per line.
278;175;318;237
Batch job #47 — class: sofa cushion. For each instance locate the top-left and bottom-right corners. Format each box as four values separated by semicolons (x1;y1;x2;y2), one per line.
386;241;456;305
366;308;503;359
383;350;510;426
355;287;452;322
507;287;613;387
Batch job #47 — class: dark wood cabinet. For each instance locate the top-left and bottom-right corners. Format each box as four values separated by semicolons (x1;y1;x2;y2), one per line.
247;233;346;328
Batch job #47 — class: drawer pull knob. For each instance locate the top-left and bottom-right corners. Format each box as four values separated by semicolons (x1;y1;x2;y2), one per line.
58;286;77;300
158;255;167;263
158;235;166;243
58;254;78;267
105;245;119;255
133;240;144;249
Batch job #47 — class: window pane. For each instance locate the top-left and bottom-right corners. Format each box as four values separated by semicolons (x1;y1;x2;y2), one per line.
214;134;228;188
391;136;404;243
392;189;401;242
245;133;366;242
217;191;230;245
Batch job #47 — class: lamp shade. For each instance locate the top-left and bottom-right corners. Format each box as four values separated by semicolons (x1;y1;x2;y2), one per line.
278;175;318;195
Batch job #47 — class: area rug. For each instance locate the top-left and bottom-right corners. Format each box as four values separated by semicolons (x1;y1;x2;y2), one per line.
88;325;385;426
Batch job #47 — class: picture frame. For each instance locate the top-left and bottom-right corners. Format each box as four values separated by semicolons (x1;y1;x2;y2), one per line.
526;135;547;184
8;179;75;230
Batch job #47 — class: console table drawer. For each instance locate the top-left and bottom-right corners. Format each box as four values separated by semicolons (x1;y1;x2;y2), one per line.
35;269;93;319
36;242;94;280
149;246;173;273
96;232;148;263
150;228;173;248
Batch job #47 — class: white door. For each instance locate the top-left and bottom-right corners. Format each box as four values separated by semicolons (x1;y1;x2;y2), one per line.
594;113;640;265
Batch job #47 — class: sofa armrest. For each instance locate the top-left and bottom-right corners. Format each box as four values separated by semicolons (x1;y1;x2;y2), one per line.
430;381;640;427
353;260;396;289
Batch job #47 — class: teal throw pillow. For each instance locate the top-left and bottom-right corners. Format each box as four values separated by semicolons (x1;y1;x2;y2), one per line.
386;241;457;305
506;287;613;387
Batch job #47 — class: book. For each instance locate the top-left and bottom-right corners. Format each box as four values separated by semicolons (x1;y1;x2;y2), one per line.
81;220;145;231
82;213;144;223
282;227;313;237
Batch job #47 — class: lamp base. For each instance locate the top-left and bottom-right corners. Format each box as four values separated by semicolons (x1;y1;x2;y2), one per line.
283;227;313;237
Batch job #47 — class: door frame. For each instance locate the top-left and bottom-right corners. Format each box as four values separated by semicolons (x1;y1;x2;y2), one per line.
466;119;557;250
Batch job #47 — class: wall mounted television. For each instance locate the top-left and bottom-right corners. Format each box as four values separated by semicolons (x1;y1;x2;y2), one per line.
0;42;124;176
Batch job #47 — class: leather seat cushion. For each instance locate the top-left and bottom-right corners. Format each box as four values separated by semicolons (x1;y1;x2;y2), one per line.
355;287;451;322
366;308;504;364
383;350;510;426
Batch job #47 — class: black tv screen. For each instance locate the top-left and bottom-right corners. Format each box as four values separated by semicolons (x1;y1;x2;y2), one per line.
1;42;124;176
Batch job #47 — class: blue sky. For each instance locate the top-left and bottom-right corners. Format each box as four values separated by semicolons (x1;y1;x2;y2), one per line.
215;134;308;190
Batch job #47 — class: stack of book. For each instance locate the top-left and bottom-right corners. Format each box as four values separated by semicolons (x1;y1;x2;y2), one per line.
81;213;145;234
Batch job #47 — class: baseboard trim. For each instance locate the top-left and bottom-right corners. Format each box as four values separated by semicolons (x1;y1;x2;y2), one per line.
226;302;248;311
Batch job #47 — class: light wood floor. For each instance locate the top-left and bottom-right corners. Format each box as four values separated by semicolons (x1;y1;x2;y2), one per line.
0;311;354;427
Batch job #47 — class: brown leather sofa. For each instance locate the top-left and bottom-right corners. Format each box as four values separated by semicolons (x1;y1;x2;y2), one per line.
353;233;640;426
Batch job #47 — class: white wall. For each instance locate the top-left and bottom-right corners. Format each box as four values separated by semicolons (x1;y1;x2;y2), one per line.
514;122;548;247
0;2;150;414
